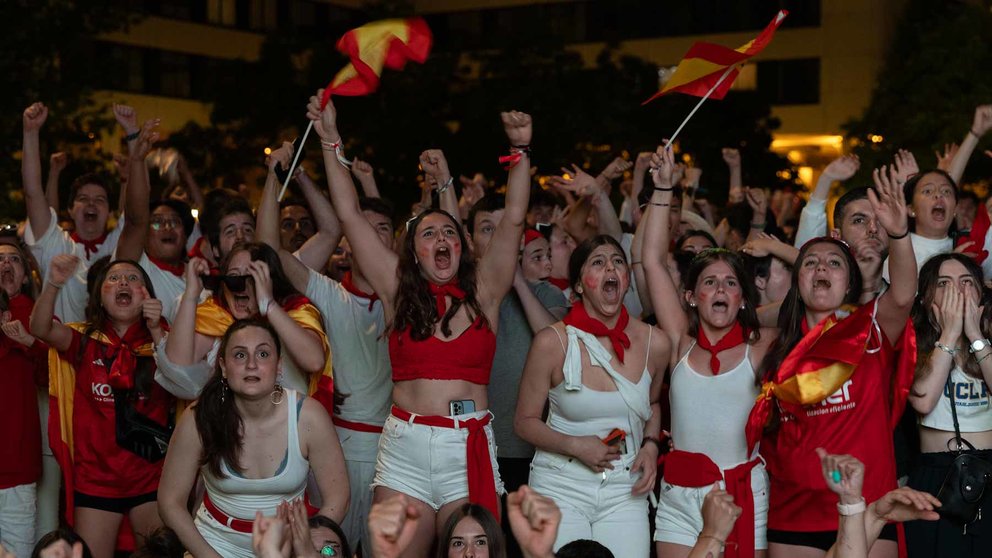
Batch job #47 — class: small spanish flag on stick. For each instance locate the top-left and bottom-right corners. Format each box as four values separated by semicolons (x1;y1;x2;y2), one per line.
279;18;432;200
645;10;788;144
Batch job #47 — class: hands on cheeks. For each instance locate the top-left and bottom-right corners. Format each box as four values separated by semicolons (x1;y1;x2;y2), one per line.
248;260;274;316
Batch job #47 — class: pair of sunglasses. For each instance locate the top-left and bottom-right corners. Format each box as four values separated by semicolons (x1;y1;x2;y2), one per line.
200;274;250;293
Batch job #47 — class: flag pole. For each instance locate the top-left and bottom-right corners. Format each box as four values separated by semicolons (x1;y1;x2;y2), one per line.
666;64;738;149
278;120;314;202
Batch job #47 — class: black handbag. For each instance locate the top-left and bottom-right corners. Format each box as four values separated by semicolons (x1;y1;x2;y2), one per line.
114;389;175;463
935;376;992;528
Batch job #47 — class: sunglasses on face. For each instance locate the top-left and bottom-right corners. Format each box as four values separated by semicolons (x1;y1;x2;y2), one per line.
201;274;250;293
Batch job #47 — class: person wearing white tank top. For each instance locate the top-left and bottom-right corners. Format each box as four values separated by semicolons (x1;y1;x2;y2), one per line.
641;148;776;558
158;321;349;558
516;236;670;558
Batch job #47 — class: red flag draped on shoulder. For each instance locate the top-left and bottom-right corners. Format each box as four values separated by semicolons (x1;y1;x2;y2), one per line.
320;17;432;108
643;10;788;105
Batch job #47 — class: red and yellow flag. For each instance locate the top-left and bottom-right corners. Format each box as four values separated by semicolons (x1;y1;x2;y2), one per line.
643;10;788;105
321;17;433;107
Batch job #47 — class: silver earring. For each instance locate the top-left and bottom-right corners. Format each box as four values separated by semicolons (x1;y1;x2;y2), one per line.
221;378;228;404
689;302;697;307
270;384;284;405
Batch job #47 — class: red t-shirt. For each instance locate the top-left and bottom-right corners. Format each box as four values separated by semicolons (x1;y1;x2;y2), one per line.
0;294;46;489
762;330;899;532
61;327;173;498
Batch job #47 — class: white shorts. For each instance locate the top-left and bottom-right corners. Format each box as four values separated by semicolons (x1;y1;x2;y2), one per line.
371;410;504;510
529;450;650;558
0;483;36;558
653;462;769;549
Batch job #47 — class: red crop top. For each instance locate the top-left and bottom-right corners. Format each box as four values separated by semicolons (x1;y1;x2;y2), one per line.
389;317;497;385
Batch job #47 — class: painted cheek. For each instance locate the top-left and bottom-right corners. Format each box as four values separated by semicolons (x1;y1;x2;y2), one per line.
583;276;600;291
416;246;431;261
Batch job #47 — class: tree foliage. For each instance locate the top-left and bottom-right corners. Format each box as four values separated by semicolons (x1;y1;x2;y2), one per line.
0;0;136;217
844;0;992;186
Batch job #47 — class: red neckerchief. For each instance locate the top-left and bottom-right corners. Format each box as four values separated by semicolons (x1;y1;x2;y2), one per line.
428;280;465;316
70;231;108;259
696;322;747;375
562;300;630;363
104;321;158;391
548;276;570;291
341;271;379;311
146;253;185;278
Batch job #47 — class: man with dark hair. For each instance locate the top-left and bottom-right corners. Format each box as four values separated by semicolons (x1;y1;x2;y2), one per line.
279;197;316;253
21;103;125;323
205;196;255;264
830;187;889;302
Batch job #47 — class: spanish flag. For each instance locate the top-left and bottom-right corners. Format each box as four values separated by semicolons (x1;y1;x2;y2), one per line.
643;10;788;105
744;300;916;453
321;17;432;107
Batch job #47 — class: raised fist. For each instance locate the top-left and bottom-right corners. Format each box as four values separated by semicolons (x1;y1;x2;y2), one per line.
50;152;68;173
23;102;48;132
501;110;533;147
972;105;992;137
306;89;340;142
113;103;139;136
721;147;741;168
49;254;81;286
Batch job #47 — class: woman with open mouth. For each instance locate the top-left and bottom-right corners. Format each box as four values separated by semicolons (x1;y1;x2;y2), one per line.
641;145;774;558
30;254;176;558
158;319;347;558
749;166;917;558
514;231;669;558
307;89;532;557
155;242;334;416
884;169;958;277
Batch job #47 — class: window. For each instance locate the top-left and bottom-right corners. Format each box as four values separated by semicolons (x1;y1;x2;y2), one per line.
158;51;192;98
757;58;820;105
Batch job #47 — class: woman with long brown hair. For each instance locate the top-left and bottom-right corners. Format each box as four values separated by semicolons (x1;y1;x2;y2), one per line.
158;319;347;558
306;89;532;556
30;254;174;558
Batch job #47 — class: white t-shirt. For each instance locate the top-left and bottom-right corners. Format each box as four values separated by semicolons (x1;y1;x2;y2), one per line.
919;366;992;433
306;268;392;434
23;207;124;323
882;233;953;280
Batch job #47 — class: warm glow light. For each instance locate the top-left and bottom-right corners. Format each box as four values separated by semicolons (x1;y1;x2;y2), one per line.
191;208;199;219
770;134;844;150
787;150;804;164
870;134;884;144
562;173;571;180
798;166;814;186
264;147;272;155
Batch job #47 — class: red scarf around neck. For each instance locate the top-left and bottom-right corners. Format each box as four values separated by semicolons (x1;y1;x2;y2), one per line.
696;322;747;375
548;276;570;292
103;321;157;391
341;271;379;311
562;300;630;363
70;231;108;259
429;280;465;316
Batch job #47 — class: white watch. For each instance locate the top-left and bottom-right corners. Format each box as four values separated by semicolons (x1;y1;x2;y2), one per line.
837;497;866;516
970;338;990;354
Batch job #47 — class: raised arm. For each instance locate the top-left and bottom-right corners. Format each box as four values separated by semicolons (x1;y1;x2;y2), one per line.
946;105;992;184
257;142;293;249
796;155;860;246
869;165;915;342
306;90;399;304
158;411;223;558
174;154;205;210
908;287;960;414
818;449;868;558
641;146;689;345
476;111;532;310
22;103;53;237
744;187;769;241
630;195;654;316
350;156;380;198
248;260;327;374
45;152;67;210
115;119;159;261
28;254;79;352
512;269;561;332
722;148;743;204
420;149;460;224
293;169;343;271
164;259;210;366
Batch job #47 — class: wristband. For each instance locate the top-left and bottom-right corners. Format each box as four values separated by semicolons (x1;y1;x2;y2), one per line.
437;176;454;195
750;222;766;229
257;298;272;317
124;130;140;142
837;497;866;516
640;436;663;452
652;185;673;192
320;139;352;168
650;202;670;207
886;229;909;240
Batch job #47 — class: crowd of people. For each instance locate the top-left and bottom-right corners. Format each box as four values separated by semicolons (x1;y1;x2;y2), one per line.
0;89;991;558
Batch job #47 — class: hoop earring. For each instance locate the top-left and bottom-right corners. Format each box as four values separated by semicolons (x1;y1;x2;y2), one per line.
270;384;285;406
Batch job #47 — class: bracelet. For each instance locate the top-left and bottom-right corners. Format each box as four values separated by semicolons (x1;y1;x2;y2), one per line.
49;281;64;290
650;202;670;207
978;351;992;365
837;497;867;516
886;229;909;240
652;185;674;192
320;139;342;151
750;222;766;229
697;534;726;548
935;341;958;356
124;130;140;142
437;176;454;195
258;298;272;317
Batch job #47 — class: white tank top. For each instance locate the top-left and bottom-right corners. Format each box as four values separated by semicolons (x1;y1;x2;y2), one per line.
919;367;992;433
670;342;759;469
201;390;309;518
546;325;653;455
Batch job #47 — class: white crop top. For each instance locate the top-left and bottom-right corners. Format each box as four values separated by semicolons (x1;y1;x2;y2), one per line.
670;341;759;470
919;367;992;433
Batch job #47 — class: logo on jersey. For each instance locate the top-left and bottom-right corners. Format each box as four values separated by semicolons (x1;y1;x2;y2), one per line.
806;379;856;417
91;382;114;403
